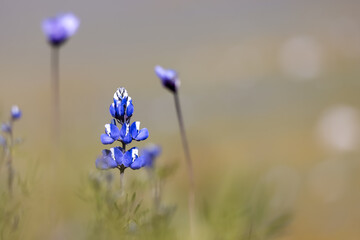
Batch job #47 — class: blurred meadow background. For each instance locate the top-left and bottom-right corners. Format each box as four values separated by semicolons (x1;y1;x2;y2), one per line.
1;0;360;239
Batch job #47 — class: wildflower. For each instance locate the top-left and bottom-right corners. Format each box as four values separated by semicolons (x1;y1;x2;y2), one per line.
1;105;22;194
42;13;80;47
1;123;11;133
97;87;149;174
154;65;180;93
11;105;21;120
155;65;195;233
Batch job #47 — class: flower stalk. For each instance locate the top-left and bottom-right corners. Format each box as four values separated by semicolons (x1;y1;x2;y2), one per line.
155;65;195;237
1;106;22;196
174;92;195;236
96;87;150;191
51;47;60;140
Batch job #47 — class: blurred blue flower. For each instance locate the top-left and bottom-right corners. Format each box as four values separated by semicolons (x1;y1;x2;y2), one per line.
130;121;149;141
42;13;80;47
1;123;11;133
95;149;118;170
141;144;161;168
155;65;180;93
100;120;120;145
11;105;21;120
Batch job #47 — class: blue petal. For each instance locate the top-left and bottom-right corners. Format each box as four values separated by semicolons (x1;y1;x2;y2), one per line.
126;100;134;117
130;155;145;170
109;103;116;118
58;13;80;37
123;147;138;167
42;19;67;45
111;147;124;165
115;101;122;117
120;123;132;144
130;121;139;138
101;134;114;144
120;123;126;139
109;124;120;140
166;69;177;80
120;98;127;116
123;133;132;144
135;128;149;141
122;150;132;167
155;65;166;80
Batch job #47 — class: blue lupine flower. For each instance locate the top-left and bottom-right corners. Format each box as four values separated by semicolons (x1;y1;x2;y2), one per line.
11;105;21;120
100;120;120;145
141;144;161;168
154;65;180;93
130;121;149;141
1;123;11;133
42;13;80;47
97;87;150;173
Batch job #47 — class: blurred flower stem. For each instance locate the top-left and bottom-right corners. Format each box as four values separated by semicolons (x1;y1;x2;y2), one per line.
51;47;60;141
174;92;195;236
6;120;14;196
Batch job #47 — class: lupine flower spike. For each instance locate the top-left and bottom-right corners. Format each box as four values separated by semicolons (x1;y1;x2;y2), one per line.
96;87;149;190
42;13;80;140
155;65;195;236
1;105;22;195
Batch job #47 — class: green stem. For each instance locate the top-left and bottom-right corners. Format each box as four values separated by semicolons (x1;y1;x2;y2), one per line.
173;92;195;237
